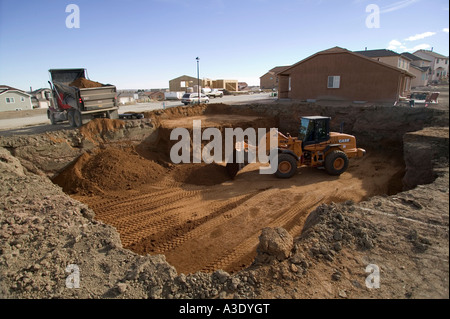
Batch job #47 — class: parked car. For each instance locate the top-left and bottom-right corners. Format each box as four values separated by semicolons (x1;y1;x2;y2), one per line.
206;89;224;98
181;93;210;105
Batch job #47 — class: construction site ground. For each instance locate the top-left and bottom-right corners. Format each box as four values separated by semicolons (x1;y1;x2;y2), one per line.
0;91;448;300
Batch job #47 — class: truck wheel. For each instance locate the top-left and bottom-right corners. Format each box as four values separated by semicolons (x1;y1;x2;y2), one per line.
273;153;298;179
67;110;76;127
49;112;57;125
325;150;349;176
73;110;83;127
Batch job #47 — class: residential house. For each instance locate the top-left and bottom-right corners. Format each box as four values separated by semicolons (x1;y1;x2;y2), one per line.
0;85;33;111
260;66;290;90
170;76;239;93
408;64;430;88
145;91;165;101
277;47;414;103
354;49;412;71
117;92;136;105
169;75;199;92
213;79;238;92
31;88;53;109
413;50;449;83
238;82;248;91
401;52;431;87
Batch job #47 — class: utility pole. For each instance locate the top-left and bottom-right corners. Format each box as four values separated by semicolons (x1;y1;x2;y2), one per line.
196;57;200;104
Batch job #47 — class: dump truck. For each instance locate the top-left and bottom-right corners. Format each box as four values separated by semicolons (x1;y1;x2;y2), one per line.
46;68;119;127
226;116;366;179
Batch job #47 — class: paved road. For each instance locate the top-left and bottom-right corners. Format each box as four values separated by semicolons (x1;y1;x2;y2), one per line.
0;93;275;136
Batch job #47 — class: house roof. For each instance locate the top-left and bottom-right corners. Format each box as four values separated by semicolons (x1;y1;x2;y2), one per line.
354;49;402;58
269;66;291;74
401;52;431;62
414;50;449;59
279;46;415;78
410;64;430;73
169;75;197;82
0;85;32;97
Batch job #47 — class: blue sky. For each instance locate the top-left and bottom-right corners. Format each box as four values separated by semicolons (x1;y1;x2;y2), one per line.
0;0;448;90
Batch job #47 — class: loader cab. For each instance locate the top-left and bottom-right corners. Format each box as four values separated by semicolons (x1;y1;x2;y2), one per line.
298;116;330;146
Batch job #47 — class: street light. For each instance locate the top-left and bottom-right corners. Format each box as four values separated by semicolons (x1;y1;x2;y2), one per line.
196;57;200;104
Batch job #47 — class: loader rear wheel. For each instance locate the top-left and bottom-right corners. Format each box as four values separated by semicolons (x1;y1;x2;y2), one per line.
273;153;298;179
325;150;349;176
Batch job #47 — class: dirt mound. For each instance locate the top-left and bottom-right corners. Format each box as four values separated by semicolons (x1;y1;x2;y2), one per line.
53;147;166;195
79;118;125;144
172;163;231;186
69;77;103;88
52;152;100;194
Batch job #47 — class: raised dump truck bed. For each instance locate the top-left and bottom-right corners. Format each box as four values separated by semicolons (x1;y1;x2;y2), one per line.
46;68;119;127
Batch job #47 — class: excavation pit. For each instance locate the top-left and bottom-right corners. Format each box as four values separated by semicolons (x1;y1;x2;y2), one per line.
51;108;407;274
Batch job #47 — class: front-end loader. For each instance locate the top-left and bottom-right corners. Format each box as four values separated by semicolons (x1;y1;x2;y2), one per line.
226;116;366;179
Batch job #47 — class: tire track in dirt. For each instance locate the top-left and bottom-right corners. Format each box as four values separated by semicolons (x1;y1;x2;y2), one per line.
200;194;325;273
131;191;261;255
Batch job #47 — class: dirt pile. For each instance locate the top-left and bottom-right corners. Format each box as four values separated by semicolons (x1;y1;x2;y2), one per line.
79;118;126;143
53;147;166;195
69;78;103;88
172;163;231;186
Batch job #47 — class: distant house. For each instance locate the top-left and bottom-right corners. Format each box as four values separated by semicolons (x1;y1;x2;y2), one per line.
169;75;199;92
401;52;431;88
238;82;248;91
260;66;290;90
117;92;136;105
354;49;412;71
30;88;53;109
0;85;33;112
413;50;449;82
278;47;414;103
145;91;165;101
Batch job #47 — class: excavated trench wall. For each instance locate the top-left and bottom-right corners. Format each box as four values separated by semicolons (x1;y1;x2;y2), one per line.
0;102;447;188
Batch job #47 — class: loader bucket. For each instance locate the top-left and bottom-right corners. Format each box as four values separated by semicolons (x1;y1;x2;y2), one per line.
225;147;249;179
226;162;246;179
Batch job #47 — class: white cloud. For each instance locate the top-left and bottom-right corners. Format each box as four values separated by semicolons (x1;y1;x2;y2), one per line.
410;44;431;51
404;31;436;41
443;28;450;33
387;39;402;50
386;39;430;52
380;0;420;13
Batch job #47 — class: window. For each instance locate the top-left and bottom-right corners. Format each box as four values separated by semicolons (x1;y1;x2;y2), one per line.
5;97;15;103
288;77;291;91
327;76;340;89
398;59;401;67
21;97;25;102
180;81;186;87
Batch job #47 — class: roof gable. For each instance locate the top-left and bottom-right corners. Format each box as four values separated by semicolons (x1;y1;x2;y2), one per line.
414;50;449;59
0;85;31;97
279;47;415;77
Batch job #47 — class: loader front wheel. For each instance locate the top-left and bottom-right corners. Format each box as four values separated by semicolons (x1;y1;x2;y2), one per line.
325;150;349;176
273;153;298;179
